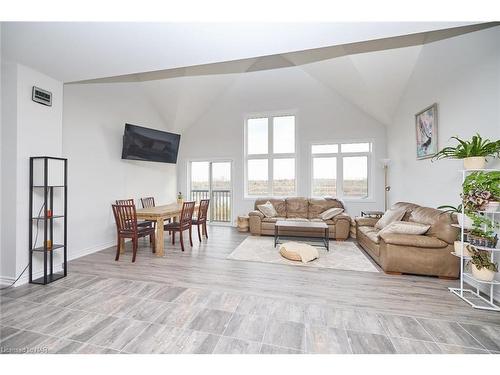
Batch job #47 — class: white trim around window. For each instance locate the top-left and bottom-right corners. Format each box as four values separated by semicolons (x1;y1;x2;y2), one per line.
244;111;298;198
309;139;375;202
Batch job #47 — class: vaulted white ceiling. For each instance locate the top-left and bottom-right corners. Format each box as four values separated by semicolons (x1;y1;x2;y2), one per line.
3;22;498;130
134;44;424;130
1;22;476;82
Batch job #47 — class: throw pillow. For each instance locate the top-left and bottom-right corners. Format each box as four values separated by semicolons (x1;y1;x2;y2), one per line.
375;208;406;229
257;201;278;218
378;221;430;237
319;207;344;220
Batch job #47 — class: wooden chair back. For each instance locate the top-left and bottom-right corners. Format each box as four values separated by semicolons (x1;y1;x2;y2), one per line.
112;204;137;233
141;197;155;208
116;199;135;206
180;201;196;227
197;199;210;222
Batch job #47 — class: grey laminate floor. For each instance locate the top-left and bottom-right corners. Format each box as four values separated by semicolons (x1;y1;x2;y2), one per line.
1;226;499;354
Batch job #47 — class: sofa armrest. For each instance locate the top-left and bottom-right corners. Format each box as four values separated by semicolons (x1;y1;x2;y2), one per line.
355;217;378;227
332;213;351;223
380;233;448;248
249;210;264;219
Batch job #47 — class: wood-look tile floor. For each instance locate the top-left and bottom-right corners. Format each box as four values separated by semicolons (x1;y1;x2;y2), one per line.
1;226;499;354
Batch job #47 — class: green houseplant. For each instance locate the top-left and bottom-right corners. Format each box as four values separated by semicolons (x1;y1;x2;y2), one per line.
462;171;500;212
432;133;500;169
437;203;473;228
468;246;498;282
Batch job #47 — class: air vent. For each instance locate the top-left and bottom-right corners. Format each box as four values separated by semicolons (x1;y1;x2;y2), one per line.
32;86;52;106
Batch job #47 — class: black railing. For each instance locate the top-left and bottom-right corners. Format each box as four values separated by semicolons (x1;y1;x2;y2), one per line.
191;189;231;222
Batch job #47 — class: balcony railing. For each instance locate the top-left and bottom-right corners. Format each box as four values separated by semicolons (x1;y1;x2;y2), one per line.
191;189;231;222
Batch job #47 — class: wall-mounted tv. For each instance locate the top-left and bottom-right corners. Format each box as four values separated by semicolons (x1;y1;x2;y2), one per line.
121;124;181;164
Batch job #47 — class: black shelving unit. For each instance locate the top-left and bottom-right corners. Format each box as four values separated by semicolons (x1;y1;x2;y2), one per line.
29;156;68;285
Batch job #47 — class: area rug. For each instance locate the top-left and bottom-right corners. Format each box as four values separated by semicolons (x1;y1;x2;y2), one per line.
227;236;379;273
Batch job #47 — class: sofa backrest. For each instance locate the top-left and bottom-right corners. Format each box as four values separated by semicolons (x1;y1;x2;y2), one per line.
308;198;344;219
391;201;458;244
285;197;309;218
254;198;287;217
408;207;458;244
254;197;345;219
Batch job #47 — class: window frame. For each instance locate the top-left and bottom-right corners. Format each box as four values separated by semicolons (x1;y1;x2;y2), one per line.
244;112;298;198
310;139;374;201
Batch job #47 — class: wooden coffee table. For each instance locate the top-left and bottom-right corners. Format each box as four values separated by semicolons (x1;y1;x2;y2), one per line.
274;220;330;251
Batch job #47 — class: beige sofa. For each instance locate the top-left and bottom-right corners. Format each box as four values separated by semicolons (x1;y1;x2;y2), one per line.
248;197;351;240
356;202;460;278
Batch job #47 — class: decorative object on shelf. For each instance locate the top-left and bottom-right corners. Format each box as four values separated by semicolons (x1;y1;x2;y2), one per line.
380;159;391;211
468;226;498;249
237;215;249;232
468;246;498;282
177;192;184;204
462;171;500;212
29;156;68;285
415;103;438;159
432;133;500;169
454;240;472;257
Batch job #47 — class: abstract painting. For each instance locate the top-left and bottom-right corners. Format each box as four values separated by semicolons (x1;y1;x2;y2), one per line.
415;103;438;159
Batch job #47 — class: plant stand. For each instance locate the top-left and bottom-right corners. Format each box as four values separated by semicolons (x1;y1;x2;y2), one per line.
449;168;499;311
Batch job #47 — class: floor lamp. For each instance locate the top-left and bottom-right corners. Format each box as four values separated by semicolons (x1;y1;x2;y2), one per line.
381;159;391;211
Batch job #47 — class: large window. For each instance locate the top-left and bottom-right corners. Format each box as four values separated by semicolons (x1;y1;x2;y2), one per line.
311;142;371;199
245;115;296;196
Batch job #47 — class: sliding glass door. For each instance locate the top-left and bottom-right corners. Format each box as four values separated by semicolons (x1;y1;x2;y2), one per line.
190;161;232;223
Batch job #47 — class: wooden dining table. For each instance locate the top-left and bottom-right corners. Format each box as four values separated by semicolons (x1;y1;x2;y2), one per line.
133;202;197;257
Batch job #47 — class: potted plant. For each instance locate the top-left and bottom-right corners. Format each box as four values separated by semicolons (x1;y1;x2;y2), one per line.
432;133;500;169
453;235;473;257
468;247;498;282
437;204;473;229
177;192;184;204
462;171;500;212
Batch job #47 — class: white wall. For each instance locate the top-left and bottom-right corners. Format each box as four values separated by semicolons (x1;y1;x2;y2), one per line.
387;27;500;299
177;67;387;223
0;62;64;284
62;83;177;260
387;27;500;208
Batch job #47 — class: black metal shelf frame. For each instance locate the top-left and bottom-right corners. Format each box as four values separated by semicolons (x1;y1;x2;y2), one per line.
29;156;68;285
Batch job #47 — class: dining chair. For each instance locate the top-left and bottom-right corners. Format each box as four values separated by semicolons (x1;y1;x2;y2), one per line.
116;199;154;243
111;204;156;262
164;201;196;252
192;199;210;241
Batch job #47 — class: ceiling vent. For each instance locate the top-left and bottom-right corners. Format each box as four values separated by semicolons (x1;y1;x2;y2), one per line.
32;86;52;106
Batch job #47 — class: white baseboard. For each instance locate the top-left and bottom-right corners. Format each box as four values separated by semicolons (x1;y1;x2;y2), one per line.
0;239;119;288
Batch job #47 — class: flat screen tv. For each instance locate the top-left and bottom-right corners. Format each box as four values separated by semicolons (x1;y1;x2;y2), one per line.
121;124;181;164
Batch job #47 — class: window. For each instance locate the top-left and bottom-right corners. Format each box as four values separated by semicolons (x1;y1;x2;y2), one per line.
245;115;296;196
311;142;371;199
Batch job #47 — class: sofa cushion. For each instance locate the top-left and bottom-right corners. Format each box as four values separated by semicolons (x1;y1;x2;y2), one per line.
375;208;406;230
379;233;448;248
319;207;344;220
286;197;309;218
285;217;309;222
308;198;344;219
408;206;458;244
358;226;380;244
378;221;430;237
254;198;287;217
257;201;278;218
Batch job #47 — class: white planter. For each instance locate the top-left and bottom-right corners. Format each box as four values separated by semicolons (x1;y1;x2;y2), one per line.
454;241;472;257
485;201;500;213
471;264;496;282
456;213;474;229
463;157;486;170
